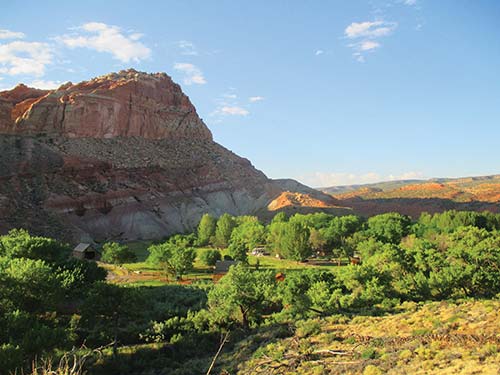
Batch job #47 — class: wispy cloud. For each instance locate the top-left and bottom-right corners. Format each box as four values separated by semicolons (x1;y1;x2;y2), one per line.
359;40;380;51
28;79;63;89
176;40;198;56
298;171;424;187
58;22;151;63
210;90;252;120
315;50;324;56
0;41;53;76
344;20;397;62
173;62;207;85
403;0;417;5
249;96;264;102
345;21;396;39
219;106;249;116
0;29;25;40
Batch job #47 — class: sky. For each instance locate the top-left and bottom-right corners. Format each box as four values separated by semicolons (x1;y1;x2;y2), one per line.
1;1;500;187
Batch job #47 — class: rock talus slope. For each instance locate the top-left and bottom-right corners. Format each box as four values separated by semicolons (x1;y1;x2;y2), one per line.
0;69;344;242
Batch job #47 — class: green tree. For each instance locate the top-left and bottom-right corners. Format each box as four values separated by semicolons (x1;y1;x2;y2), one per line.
214;213;236;248
230;221;266;251
271;211;288;224
277;269;345;316
101;242;137;265
147;242;196;279
56;259;107;298
0;229;70;263
281;222;312;261
367;213;411;244
207;264;277;329
199;249;221;266
289;212;334;229
227;239;248;263
266;221;287;255
322;215;363;249
0;257;60;312
196;213;217;246
79;282;144;347
309;228;327;253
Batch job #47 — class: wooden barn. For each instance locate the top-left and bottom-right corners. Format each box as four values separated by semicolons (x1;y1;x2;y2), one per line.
73;243;99;260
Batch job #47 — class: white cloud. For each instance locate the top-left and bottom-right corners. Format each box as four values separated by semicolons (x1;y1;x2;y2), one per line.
249;96;264;102
173;62;207;85
298;171;424;187
59;22;151;63
28;79;63;90
315;50;324;56
0;41;53;76
129;33;144;41
176;40;198;56
345;21;396;39
344;20;396;62
388;171;424;181
0;29;25;40
359;40;381;51
219;106;249;116
404;0;417;5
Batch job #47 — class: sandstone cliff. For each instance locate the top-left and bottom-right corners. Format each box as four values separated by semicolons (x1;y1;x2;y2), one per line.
0;70;344;242
0;70;211;140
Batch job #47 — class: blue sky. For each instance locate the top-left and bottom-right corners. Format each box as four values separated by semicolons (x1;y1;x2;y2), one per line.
1;1;500;187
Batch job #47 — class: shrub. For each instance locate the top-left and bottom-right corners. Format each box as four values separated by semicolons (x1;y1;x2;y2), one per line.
295;319;321;338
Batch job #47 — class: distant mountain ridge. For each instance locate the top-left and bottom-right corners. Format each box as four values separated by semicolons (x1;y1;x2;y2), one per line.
321;174;500;218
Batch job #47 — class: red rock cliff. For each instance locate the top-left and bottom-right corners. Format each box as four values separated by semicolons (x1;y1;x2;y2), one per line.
0;69;212;140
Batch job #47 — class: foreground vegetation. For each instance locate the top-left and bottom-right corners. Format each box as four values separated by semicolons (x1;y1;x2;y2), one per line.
1;209;499;374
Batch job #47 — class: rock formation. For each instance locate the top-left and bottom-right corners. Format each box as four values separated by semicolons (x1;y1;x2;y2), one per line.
0;70;211;140
0;69;345;243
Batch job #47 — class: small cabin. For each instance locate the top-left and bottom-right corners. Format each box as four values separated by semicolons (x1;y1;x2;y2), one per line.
213;260;237;281
214;260;237;274
73;243;98;260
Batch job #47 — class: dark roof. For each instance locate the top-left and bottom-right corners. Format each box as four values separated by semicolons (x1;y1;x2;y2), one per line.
214;260;237;274
252;247;266;251
73;243;93;253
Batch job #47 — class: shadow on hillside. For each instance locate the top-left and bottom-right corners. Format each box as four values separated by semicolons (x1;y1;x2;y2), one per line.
340;197;500;218
88;323;293;375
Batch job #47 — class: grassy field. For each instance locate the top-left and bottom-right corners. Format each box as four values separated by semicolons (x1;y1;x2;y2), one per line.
102;241;345;286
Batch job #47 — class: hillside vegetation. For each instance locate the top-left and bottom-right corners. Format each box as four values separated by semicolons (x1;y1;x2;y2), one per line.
0;209;499;374
233;300;500;375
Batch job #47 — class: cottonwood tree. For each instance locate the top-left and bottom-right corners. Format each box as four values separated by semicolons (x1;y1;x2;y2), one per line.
147;242;196;280
197;214;217;246
214;213;236;248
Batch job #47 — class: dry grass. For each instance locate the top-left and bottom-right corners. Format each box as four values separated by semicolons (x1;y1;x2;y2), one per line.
234;300;500;375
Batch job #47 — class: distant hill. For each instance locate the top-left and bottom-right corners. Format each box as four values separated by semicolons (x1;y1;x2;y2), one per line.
321;175;500;217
